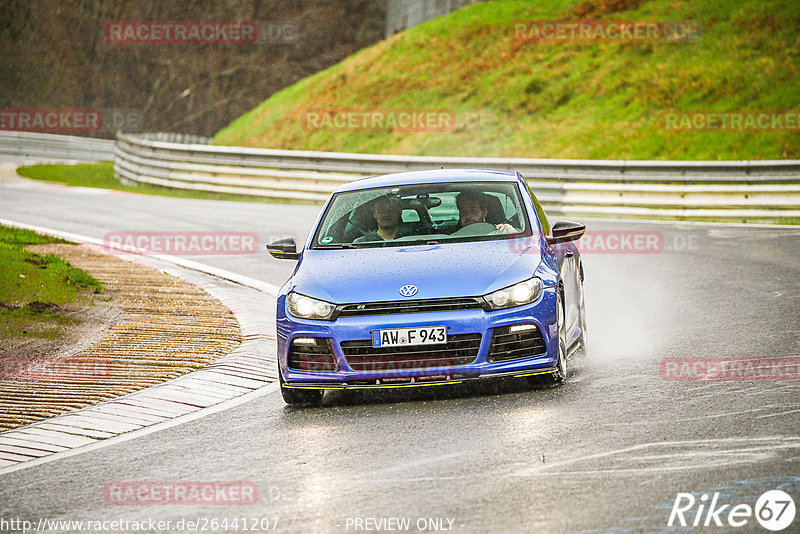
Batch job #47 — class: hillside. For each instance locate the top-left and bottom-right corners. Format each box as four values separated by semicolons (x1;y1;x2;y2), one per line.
213;0;800;160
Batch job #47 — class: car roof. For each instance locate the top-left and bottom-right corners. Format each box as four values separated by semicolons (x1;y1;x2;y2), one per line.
334;168;521;193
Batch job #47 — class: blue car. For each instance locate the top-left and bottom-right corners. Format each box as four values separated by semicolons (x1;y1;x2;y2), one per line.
267;169;586;406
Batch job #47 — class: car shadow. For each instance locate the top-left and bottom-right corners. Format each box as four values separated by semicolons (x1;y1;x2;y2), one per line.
281;361;586;412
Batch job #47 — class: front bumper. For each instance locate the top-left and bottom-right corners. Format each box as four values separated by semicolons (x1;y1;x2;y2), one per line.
276;288;559;389
282;367;559;390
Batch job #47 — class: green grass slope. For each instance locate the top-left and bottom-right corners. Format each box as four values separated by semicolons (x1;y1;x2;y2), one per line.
213;0;799;160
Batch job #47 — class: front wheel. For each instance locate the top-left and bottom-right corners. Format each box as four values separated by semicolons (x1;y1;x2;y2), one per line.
545;332;567;385
279;369;323;407
528;292;567;387
576;273;588;358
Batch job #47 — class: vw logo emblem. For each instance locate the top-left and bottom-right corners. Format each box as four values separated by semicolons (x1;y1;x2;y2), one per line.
399;285;418;297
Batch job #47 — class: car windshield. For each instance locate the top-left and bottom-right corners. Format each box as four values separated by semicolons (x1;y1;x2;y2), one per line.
311;181;532;249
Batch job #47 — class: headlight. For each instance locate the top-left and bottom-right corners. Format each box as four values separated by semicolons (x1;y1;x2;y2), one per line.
483;278;543;310
287;292;337;320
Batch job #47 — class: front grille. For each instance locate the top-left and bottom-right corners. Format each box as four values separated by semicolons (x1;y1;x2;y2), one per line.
487;325;547;362
288;338;338;372
341;333;482;372
337;297;484;317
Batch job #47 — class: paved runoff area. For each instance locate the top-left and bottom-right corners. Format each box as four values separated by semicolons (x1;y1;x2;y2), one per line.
0;243;277;469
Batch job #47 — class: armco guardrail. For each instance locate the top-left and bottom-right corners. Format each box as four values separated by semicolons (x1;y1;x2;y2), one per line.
0;131;114;161
115;132;800;222
2;131;797;222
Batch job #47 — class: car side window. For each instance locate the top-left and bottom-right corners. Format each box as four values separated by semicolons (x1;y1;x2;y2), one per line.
427;193;459;225
402;209;419;223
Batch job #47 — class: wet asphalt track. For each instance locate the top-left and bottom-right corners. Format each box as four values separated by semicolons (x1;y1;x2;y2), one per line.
1;177;799;533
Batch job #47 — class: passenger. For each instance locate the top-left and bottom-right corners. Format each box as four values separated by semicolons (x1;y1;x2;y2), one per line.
455;191;517;234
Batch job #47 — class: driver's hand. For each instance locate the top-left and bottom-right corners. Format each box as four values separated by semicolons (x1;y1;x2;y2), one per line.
495;223;516;234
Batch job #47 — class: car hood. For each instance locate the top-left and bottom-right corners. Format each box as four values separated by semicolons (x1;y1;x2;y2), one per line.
291;238;542;304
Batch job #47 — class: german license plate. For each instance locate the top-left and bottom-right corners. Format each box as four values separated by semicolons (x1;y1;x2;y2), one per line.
372;326;447;348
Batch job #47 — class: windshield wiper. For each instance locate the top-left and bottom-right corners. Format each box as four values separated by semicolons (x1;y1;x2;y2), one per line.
316;241;384;249
315;243;357;249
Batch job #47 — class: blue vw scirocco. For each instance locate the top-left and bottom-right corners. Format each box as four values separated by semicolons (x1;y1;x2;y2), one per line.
267;169;586;405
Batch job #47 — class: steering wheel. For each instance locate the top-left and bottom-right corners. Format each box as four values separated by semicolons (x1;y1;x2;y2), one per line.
449;222;499;238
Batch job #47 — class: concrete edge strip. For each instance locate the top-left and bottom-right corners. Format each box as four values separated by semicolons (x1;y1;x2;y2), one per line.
0;219;281;476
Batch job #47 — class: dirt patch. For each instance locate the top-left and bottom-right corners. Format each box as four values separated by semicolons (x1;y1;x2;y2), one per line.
0;298;126;361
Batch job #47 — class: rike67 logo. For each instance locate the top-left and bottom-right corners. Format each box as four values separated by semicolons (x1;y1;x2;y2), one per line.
669;490;796;531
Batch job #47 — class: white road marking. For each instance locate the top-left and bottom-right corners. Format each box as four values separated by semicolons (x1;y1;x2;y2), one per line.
510;437;800;477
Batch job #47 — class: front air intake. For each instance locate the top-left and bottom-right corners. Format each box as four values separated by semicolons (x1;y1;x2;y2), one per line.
487;325;547;362
287;338;338;372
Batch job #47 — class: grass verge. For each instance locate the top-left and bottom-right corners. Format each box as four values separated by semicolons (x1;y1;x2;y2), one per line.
16;162;314;204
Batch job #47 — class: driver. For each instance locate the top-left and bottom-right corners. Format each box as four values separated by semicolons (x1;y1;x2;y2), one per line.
455;191;517;234
354;195;405;242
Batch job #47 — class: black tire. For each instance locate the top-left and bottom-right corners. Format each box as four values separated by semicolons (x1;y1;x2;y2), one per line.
279;369;323;407
551;337;567;383
575;272;588;358
528;290;567;387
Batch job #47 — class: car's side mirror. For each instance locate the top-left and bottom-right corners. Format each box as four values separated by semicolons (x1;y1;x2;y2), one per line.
547;221;586;246
266;237;301;260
